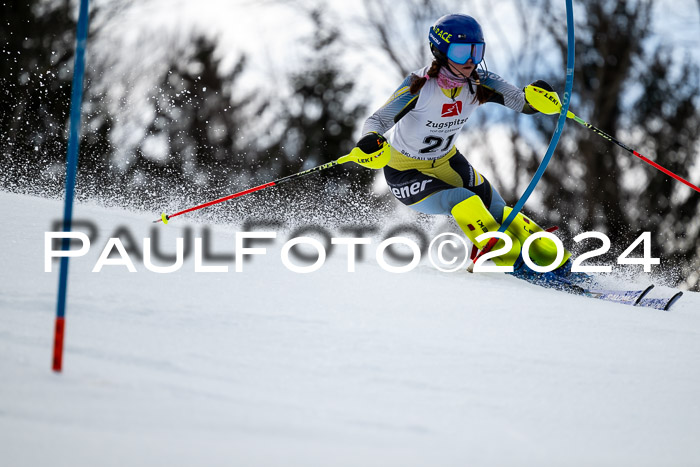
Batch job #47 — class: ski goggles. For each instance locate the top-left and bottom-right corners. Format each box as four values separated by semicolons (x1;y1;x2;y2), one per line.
447;42;486;65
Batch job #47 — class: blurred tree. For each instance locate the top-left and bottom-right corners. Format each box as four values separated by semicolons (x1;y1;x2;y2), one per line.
127;35;254;197
261;8;369;193
508;0;700;289
0;0;118;195
360;0;457;78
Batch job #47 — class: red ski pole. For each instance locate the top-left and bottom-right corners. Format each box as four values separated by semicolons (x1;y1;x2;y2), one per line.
154;144;391;224
525;85;700;194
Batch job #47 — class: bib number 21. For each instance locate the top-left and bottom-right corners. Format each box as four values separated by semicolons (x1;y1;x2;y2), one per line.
419;135;455;154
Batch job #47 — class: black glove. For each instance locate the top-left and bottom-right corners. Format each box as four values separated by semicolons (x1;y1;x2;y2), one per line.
528;79;554;92
356;132;387;155
523;80;556;114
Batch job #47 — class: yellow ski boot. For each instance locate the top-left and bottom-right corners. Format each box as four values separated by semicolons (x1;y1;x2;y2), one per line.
451;196;521;268
501;207;571;271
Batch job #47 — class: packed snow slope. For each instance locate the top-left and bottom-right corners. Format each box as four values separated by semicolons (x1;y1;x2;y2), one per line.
1;190;699;467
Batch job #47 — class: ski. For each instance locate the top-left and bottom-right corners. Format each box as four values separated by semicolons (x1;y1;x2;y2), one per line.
635;291;684;311
513;272;684;311
582;285;654;306
582;285;684;310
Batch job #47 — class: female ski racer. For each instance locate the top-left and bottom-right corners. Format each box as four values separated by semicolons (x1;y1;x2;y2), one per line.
355;13;573;279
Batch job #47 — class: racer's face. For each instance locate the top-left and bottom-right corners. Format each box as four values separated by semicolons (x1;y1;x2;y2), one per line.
448;58;475;78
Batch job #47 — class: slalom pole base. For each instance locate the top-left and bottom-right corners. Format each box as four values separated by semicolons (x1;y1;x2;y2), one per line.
52;317;65;372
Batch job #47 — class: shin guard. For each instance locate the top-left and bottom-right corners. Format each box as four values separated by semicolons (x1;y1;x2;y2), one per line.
502;207;571;269
451;196;521;267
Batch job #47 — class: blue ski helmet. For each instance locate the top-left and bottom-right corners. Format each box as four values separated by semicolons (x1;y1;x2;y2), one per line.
429;14;486;65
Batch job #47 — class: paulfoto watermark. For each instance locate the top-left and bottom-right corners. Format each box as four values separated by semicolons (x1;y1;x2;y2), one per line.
44;219;662;274
44;230;423;274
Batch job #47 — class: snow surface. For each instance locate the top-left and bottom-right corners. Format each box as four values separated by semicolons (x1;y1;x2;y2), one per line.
2;190;700;467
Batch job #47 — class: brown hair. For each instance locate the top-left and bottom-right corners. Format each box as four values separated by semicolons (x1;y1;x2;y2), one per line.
409;59;494;105
409;60;441;94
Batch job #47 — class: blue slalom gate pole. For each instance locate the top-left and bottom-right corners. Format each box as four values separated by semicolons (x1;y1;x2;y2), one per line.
500;0;575;231
469;0;575;271
53;0;90;372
